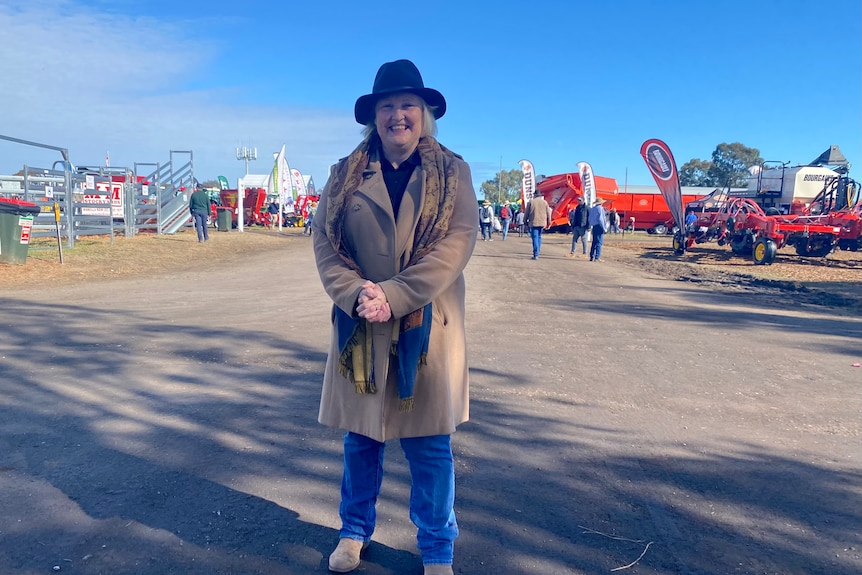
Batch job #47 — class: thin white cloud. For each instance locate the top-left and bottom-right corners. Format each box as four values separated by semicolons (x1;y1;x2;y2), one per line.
0;0;358;186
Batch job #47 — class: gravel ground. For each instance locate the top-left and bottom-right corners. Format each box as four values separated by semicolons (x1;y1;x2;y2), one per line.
602;234;862;311
1;226;860;575
3;229;860;312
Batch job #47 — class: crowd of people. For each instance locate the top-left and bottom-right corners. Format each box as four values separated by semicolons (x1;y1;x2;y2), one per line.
477;194;624;262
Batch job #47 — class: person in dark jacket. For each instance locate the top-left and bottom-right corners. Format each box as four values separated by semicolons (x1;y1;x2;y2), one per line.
188;187;211;242
267;200;280;230
568;196;589;256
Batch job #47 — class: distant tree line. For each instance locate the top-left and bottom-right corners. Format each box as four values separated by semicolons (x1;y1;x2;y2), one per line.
479;169;523;204
679;142;763;188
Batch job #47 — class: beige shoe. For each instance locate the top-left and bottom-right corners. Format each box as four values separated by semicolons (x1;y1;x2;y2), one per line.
328;538;368;573
424;565;454;575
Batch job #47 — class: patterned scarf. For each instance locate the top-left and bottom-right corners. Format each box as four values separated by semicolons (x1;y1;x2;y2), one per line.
327;134;460;412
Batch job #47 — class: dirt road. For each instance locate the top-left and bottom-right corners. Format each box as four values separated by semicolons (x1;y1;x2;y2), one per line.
1;230;859;574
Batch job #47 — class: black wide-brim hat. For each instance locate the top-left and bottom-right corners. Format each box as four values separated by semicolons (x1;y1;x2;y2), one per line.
354;59;447;125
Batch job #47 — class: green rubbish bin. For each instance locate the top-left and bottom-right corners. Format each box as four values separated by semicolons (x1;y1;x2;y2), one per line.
0;198;41;265
216;207;232;232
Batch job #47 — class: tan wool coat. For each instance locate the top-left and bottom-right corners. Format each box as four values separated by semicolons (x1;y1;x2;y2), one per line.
312;148;479;442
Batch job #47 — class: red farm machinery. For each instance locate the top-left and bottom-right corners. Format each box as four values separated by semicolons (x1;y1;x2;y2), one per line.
214;187;319;230
679;148;860;264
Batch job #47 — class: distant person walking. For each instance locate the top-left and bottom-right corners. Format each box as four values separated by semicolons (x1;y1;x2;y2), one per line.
499;201;512;240
588;198;609;261
525;192;551;259
305;201;317;236
267;200;280;230
567;196;589;257
515;208;525;237
189;186;211;243
609;208;621;234
685;208;698;231
479;200;494;241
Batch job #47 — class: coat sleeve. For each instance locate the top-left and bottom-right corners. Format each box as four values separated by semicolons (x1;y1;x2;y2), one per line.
378;160;479;319
312;168;366;316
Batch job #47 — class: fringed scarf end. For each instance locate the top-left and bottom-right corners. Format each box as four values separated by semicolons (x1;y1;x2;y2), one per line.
337;361;353;383
355;381;376;395
398;397;415;412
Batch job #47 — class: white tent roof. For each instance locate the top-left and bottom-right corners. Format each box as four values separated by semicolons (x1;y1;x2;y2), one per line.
241;173;271;188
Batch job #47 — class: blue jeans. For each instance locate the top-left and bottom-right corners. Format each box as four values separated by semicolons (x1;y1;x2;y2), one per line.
570;226;587;254
192;210;209;241
480;222;492;240
500;218;510;240
530;226;544;257
590;225;605;260
339;432;458;565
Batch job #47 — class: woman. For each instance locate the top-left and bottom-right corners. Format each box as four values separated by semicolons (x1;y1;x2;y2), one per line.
312;59;478;575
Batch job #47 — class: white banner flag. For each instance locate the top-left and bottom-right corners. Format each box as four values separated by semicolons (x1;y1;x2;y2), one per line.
519;159;536;204
577;161;596;206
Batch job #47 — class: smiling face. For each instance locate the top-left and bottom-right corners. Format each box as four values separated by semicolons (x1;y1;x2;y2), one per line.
374;92;425;165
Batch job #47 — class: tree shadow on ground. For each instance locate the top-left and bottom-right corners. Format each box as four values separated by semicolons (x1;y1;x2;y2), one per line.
0;297;859;574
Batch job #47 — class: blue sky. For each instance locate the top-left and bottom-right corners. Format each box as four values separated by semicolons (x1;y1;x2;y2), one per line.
1;0;859;194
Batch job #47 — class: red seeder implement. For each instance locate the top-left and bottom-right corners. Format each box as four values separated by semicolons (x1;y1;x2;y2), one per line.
677;196;842;265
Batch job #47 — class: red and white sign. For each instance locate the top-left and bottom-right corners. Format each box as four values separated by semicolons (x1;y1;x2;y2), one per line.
94;181;124;218
18;216;34;244
81;194;112;216
640;139;685;232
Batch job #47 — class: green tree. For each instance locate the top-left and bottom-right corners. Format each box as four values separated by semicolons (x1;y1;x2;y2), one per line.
708;143;763;188
679;143;763;188
479;169;523;203
679;159;713;187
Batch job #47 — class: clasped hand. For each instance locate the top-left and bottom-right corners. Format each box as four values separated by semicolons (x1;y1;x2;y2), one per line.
356;280;391;323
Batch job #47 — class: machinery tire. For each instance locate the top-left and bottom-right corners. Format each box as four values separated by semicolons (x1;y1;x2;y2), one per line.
730;234;752;255
672;233;685;255
652;224;668;235
753;238;777;265
795;242;833;258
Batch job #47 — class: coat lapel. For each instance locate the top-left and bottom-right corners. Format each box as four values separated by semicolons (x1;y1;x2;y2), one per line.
395;167;423;262
357;156;394;219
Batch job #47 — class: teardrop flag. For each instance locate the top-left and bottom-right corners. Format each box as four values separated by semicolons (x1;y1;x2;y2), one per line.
640;139;685;233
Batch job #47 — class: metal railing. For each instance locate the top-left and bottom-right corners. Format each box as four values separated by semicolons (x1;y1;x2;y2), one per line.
1;135;195;248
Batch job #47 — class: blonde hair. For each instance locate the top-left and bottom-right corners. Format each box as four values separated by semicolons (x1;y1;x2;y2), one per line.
362;99;438;140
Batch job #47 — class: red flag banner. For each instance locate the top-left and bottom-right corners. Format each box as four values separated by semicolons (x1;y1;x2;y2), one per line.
640;139;685;232
519;159;536;204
